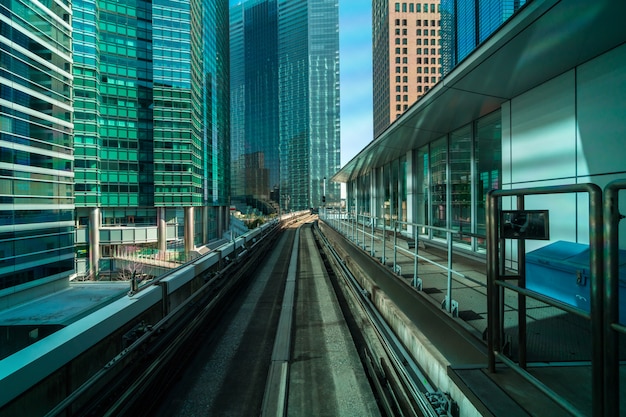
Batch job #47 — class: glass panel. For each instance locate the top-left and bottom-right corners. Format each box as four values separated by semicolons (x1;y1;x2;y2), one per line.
475;110;502;251
450;124;472;246
414;146;429;236
399;155;407;229
430;136;447;238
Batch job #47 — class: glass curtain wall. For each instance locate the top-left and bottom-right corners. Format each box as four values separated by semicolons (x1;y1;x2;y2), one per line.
475;111;501;250
430;136;447;238
414;145;429;235
450;124;472;246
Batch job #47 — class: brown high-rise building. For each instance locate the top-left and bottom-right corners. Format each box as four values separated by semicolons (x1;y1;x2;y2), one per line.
373;1;442;138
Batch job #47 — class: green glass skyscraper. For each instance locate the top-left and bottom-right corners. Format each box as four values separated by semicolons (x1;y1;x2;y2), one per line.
73;0;230;277
230;0;340;213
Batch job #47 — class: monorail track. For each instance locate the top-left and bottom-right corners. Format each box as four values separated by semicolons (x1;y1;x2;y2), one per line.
39;213;452;417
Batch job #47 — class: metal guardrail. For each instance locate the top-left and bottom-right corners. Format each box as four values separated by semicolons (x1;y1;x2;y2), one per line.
486;183;603;417
320;209;480;317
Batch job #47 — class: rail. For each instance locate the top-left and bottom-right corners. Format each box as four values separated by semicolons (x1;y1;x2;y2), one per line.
320;209;485;317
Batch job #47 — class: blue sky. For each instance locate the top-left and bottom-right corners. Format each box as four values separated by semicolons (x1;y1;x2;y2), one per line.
337;0;373;166
228;0;373;167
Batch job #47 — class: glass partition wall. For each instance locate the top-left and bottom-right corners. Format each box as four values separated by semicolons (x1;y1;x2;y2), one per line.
344;109;501;256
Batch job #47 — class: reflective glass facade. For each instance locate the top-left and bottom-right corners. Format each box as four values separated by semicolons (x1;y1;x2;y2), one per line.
230;0;340;212
73;0;230;272
441;0;527;75
0;0;75;290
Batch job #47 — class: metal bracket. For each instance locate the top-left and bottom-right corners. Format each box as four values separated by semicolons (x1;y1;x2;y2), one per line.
442;296;459;318
393;264;402;276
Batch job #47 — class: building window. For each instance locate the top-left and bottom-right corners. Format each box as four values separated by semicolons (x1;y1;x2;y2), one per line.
395;19;400;26
416;3;421;12
403;47;408;54
430;3;435;12
403;104;408;110
395;38;400;44
402;76;408;82
396;66;401;73
417;76;422;82
417;39;422;45
395;29;401;35
424;20;428;26
431;48;436;54
402;57;408;64
417;67;422;73
417;86;422;92
403;95;408;101
396;104;402;111
395;47;401;54
417;29;421;36
431;58;436;64
416;19;421;26
396;85;401;92
402;38;407;45
396;76;401;82
409;3;414;12
402;28;407;35
431;29;436;36
402;66;408;73
431;76;437;83
417;48;422;54
402;3;407;12
396;95;401;101
417;57;422;64
395;57;401;63
395;3;400;12
402;19;407;26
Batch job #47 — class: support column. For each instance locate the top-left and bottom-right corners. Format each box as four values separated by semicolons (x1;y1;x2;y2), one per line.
184;206;194;254
202;206;209;245
406;149;415;236
158;207;167;259
217;206;224;239
89;207;100;278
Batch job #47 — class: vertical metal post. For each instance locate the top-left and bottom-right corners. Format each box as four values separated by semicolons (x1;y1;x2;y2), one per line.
486;190;499;373
603;181;623;417
446;231;453;314
413;226;419;287
362;214;366;249
517;196;527;370
394;221;398;271
382;210;386;265
588;184;604;417
371;216;375;256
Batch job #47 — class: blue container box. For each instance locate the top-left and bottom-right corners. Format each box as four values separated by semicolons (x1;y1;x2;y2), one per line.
526;240;626;323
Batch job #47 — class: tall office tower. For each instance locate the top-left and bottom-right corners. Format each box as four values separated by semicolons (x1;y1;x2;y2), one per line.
73;0;230;277
230;0;340;213
440;0;527;76
372;1;442;138
0;1;74;295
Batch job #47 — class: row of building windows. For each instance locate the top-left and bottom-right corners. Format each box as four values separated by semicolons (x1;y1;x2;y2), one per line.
395;19;440;27
395;28;439;36
395;38;440;45
394;3;439;13
395;57;439;67
395;66;441;74
393;47;441;56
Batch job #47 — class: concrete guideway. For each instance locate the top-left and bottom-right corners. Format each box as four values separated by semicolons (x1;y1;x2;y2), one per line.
287;224;381;416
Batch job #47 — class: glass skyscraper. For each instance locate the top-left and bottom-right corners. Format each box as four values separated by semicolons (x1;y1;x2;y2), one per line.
230;0;340;213
441;0;527;75
0;0;74;292
73;0;230;277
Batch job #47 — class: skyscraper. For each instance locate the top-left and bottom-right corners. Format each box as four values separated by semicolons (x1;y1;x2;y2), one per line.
441;0;527;75
230;0;340;212
372;1;442;138
73;0;230;277
0;1;74;294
